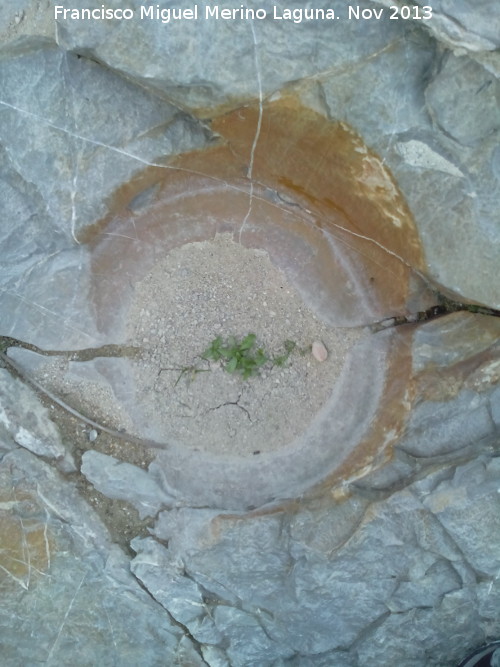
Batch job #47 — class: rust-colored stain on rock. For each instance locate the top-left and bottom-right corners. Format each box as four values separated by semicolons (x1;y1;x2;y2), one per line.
0;489;53;591
88;97;427;330
78;96;432;507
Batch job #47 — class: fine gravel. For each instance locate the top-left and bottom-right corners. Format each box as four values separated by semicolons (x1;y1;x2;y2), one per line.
128;233;362;456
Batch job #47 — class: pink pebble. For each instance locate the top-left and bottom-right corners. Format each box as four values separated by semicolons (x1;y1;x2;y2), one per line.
312;340;328;362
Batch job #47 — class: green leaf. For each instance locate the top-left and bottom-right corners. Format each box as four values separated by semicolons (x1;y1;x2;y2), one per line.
202;336;223;360
199;333;299;381
226;357;238;373
240;333;256;350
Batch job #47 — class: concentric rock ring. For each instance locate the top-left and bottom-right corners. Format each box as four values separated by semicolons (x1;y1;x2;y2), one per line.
83;99;431;508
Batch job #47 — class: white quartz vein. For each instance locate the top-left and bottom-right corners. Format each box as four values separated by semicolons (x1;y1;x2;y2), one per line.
0;96;404;265
46;573;87;664
0;561;29;590
0;286;98;343
487;568;500;596
20;251;64;282
0;96;266;230
104;607;118;653
0;81;421;291
319;221;418;279
18;513;32;590
43;508;52;572
239;19;263;243
0;98;169;166
60;50;82;245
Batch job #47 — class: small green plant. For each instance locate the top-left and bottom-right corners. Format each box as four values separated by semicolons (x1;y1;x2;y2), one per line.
171;334;302;386
202;333;268;379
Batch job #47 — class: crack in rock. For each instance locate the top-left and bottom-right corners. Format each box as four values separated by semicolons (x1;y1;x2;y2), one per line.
206;393;252;422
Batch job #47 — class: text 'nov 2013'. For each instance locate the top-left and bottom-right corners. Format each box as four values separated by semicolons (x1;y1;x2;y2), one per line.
54;5;434;24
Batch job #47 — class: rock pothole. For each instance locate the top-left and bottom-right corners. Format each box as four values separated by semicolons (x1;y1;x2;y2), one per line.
128;233;362;456
2;97;435;508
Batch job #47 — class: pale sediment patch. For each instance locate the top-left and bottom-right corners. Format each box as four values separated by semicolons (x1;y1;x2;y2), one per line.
128;233;362;456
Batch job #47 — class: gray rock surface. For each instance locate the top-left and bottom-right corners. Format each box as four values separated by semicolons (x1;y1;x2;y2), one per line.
81;451;174;519
397;390;494;458
415;0;500;51
1;2;498;320
319;38;500;308
0;449;206;666
426;53;500;146
0;368;74;469
0;41;210;347
411;312;500;371
1;1;499;665
1;316;499;664
492;386;500;428
125;453;500;666
131;536;218;638
421;458;500;577
372;1;500;51
54;0;406;110
0;43;209;237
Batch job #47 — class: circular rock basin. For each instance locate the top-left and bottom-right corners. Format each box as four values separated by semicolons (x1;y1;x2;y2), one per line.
88;194;385;509
19;99;428;509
